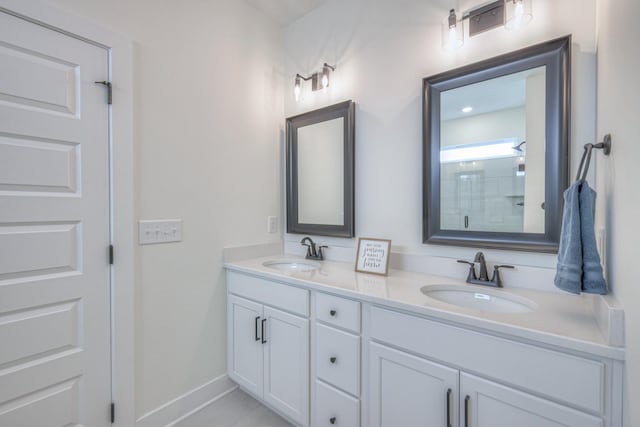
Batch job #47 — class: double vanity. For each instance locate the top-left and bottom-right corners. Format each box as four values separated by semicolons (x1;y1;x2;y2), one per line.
225;255;624;427
230;34;624;427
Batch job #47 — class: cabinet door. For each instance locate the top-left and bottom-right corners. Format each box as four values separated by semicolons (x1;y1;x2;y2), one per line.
263;306;309;426
460;373;603;427
227;295;264;397
369;342;458;427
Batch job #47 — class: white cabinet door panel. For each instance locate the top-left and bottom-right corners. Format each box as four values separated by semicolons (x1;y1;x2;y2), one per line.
369;342;458;427
460;373;603;427
263;306;309;426
228;295;264;397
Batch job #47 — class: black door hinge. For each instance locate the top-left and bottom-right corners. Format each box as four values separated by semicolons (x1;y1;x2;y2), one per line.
110;402;115;423
95;80;112;104
109;244;114;265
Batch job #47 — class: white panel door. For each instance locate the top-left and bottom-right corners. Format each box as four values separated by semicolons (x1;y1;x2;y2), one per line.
263;306;309;426
460;373;603;427
227;294;264;397
369;342;459;427
0;10;111;426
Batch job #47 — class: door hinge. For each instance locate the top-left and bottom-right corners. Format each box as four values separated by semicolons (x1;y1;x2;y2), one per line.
109;244;114;265
95;80;113;104
110;402;115;423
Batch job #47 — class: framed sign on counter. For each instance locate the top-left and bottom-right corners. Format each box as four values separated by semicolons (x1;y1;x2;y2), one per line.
355;237;391;276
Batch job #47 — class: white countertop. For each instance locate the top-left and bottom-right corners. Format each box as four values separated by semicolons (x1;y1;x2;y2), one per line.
225;255;625;360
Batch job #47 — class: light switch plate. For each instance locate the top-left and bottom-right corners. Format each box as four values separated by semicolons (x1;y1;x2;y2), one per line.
139;219;183;245
267;216;278;233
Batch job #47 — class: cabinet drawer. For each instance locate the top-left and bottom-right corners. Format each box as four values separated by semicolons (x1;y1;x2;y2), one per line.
316;323;360;396
315;292;360;333
315;380;359;427
227;271;309;316
370;306;605;414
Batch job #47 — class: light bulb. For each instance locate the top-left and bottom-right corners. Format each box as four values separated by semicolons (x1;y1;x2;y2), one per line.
294;76;301;101
442;8;463;50
321;73;329;89
448;27;458;50
514;1;524;28
505;0;532;30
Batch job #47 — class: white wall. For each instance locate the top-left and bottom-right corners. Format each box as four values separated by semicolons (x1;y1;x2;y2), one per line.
44;0;284;417
283;0;597;271
524;72;545;233
441;107;525;147
596;0;640;425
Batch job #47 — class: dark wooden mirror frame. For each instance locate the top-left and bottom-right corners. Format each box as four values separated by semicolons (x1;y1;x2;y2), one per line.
286;100;355;238
423;36;571;253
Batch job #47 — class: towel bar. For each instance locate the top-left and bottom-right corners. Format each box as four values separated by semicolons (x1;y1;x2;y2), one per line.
575;134;612;182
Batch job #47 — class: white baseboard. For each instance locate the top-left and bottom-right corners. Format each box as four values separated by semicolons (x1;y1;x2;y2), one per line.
136;374;237;427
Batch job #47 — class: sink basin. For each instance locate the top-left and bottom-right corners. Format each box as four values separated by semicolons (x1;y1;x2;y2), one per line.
262;259;320;272
421;285;537;313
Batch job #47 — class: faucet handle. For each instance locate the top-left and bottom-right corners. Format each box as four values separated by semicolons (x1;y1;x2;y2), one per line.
317;245;328;260
457;260;477;281
491;265;514;287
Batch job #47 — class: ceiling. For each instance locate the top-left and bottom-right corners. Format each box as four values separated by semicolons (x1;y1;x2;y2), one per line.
245;0;328;26
441;66;545;121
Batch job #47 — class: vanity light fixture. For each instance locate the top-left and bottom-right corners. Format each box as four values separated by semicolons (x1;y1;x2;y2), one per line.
442;0;533;50
442;9;464;50
294;75;302;101
462;106;473;113
293;63;337;101
505;0;533;30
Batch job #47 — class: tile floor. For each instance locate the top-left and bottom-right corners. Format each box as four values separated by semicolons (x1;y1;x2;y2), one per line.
175;388;293;427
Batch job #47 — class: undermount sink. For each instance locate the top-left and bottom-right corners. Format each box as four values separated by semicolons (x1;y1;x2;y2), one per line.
421;285;537;313
262;259;320;272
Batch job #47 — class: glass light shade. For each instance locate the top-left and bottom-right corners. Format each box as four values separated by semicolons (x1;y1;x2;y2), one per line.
441;9;464;50
294;77;301;101
505;0;533;30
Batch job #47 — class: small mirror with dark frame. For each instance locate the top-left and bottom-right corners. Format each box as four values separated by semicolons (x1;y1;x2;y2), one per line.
423;36;570;252
286;100;355;238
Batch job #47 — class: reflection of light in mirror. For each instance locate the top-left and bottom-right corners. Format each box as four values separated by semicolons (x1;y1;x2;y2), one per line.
462;106;473;113
441;139;519;163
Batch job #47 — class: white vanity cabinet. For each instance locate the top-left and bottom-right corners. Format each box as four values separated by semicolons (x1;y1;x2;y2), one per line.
312;292;362;427
225;261;623;427
367;340;603;427
227;272;310;426
460;373;603;427
368;342;458;427
367;305;619;427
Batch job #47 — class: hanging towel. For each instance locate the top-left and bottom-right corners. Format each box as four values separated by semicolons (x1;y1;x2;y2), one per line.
554;180;608;294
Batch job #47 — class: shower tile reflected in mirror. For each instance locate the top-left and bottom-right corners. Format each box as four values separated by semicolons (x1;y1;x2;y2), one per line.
439;66;546;234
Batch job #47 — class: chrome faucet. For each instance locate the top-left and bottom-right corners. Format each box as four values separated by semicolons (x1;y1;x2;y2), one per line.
457;251;514;288
300;237;327;261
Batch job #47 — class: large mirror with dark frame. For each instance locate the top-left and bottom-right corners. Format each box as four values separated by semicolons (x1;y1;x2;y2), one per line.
286;100;355;237
423;36;570;252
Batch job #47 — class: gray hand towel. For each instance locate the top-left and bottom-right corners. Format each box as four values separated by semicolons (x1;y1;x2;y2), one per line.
554;180;608;294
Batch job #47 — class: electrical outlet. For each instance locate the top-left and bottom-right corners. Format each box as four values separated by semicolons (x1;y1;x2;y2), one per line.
139;219;183;245
267;216;278;233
